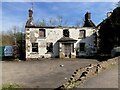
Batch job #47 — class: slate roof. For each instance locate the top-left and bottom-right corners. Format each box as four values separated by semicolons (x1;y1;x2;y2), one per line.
57;37;77;42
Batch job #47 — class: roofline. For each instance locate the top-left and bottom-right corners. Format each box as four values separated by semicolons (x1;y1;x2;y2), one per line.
25;25;81;28
25;25;97;29
25;26;56;28
96;14;111;28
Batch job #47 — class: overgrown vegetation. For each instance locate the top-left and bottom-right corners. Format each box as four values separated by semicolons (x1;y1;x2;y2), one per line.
98;7;120;54
2;26;25;60
0;84;20;90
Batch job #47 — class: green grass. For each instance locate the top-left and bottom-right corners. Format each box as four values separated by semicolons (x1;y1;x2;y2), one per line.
0;83;21;90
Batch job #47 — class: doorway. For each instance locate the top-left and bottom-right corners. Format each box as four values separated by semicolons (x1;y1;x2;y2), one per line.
64;43;71;58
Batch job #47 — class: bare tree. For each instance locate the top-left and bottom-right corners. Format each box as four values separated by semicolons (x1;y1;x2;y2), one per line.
13;26;19;46
36;19;47;26
75;20;81;27
2;30;14;46
75;17;84;27
56;16;63;26
36;16;68;27
48;17;57;26
56;16;68;26
117;1;120;7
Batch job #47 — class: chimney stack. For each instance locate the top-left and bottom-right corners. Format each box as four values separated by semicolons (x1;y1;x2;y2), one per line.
85;12;91;20
29;8;33;19
26;8;34;26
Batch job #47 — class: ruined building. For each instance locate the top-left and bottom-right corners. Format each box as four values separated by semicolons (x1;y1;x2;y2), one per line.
25;8;97;59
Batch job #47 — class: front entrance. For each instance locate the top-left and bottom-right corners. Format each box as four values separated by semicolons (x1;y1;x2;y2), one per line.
58;37;77;58
64;43;71;58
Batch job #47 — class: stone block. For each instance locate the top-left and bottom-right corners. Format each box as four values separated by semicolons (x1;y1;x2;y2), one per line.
71;54;76;58
57;57;119;89
60;52;65;58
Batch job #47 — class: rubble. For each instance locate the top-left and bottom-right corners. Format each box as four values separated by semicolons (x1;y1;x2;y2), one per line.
60;64;64;67
56;56;119;90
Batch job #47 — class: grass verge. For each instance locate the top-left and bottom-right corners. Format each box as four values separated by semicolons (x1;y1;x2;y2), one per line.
0;83;21;90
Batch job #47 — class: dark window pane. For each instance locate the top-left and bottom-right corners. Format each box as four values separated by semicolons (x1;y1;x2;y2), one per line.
32;43;38;52
63;29;69;37
46;42;53;53
80;43;85;51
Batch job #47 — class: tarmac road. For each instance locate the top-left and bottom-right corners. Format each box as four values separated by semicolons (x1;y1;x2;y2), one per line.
78;63;118;88
1;58;99;88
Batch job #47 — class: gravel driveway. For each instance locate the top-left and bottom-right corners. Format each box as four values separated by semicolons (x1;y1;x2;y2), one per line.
2;58;99;88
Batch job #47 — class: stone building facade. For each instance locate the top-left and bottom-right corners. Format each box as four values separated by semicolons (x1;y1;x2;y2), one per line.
25;8;97;59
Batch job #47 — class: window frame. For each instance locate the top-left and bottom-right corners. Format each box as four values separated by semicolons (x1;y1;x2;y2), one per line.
39;29;46;38
80;43;85;52
79;30;86;39
46;42;53;53
63;29;69;37
32;43;38;52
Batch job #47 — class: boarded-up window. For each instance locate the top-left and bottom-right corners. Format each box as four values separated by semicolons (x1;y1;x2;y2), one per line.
32;43;38;52
46;42;53;53
39;29;45;37
80;43;85;51
79;30;86;39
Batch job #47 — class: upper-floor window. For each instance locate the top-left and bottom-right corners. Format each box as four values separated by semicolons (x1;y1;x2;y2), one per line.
32;43;38;52
26;29;29;31
63;29;69;37
79;30;86;39
39;29;45;37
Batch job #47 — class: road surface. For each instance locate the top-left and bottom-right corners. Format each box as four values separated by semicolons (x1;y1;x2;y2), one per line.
1;58;99;88
78;63;118;88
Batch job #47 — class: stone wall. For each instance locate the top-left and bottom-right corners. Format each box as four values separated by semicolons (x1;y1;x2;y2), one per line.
56;56;119;89
26;27;97;59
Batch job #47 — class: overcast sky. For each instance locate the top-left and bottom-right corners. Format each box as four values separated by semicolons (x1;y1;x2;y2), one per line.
1;2;118;32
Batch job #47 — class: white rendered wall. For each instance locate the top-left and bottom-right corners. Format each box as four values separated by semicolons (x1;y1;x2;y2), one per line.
26;27;97;58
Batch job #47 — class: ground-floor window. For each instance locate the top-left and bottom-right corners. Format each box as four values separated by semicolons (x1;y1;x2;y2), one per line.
80;43;85;51
32;43;38;52
46;42;53;53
